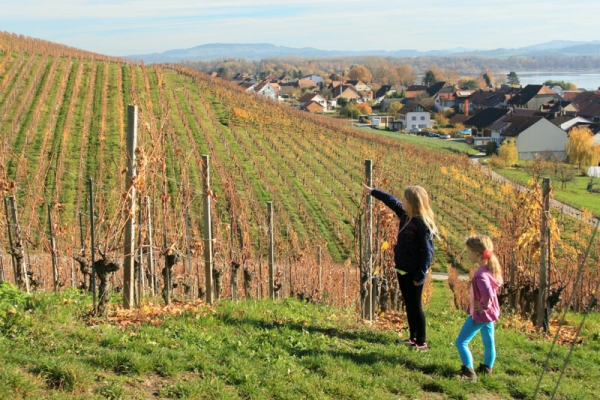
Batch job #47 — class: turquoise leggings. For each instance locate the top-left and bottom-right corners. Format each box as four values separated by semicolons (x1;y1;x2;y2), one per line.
456;316;496;369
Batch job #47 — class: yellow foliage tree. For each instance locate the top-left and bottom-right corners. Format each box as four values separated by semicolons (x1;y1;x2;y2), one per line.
388;101;403;114
348;65;373;82
498;139;519;166
566;126;599;170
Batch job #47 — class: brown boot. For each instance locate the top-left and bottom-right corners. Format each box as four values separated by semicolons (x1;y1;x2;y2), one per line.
460;365;478;382
476;364;493;375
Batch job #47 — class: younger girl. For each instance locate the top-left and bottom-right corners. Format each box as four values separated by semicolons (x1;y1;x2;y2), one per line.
364;184;437;350
456;235;503;382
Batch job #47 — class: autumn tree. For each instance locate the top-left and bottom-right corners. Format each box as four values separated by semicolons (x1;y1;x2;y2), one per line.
388;101;403;114
396;64;415;86
348;65;373;82
566;126;600;170
506;71;520;87
446;69;459;85
356;102;372;115
554;163;576;189
424;65;447;85
364;57;398;84
498;139;519;166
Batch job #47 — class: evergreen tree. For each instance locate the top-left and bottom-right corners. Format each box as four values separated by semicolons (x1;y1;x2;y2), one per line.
423;70;437;86
483;73;492;87
507;71;520;86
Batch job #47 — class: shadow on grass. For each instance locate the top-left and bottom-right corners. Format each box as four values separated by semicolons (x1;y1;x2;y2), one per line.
215;315;455;377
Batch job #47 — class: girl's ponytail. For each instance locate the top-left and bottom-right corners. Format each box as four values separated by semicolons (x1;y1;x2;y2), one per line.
465;235;503;284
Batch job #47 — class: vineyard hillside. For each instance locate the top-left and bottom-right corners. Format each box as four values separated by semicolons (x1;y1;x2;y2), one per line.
0;32;598;311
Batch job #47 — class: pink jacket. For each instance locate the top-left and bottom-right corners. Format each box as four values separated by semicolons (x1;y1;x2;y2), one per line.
469;265;502;323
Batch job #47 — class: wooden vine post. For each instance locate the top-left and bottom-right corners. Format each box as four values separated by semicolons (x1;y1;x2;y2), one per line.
47;204;59;292
123;105;137;309
364;159;374;321
537;177;551;330
4;196;17;286
89;179;97;309
268;201;275;300
318;245;322;292
146;196;157;296
8;196;29;293
202;155;214;304
185;206;195;300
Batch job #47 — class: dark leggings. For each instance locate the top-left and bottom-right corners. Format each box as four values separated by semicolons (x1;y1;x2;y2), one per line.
397;272;426;345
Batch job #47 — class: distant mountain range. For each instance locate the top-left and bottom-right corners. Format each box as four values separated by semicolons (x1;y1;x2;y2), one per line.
126;40;600;63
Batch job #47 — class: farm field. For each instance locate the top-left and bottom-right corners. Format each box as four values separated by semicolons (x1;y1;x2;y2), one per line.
1;280;599;399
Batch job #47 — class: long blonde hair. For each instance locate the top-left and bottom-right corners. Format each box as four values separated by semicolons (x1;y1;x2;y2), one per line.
404;185;438;239
465;235;503;283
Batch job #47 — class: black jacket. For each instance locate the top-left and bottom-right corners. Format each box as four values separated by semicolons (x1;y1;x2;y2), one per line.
371;189;434;284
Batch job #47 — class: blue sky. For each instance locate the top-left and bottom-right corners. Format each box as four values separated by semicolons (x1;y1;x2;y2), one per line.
1;0;598;57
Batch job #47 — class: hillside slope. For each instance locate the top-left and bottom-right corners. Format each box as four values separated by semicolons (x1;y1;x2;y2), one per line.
0;33;598;309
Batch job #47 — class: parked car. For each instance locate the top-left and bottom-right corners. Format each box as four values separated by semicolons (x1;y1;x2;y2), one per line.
426;132;439;138
438;133;451;139
408;128;421;133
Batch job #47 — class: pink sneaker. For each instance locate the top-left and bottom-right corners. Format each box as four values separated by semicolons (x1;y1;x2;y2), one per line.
412;342;429;351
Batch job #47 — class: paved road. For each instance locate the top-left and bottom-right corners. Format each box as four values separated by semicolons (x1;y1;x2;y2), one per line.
469;153;599;227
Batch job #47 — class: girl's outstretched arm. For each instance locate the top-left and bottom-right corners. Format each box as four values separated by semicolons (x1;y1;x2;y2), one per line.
367;186;405;218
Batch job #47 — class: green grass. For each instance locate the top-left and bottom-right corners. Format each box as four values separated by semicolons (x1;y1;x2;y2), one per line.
357;127;482;157
491;164;600;217
1;280;599;399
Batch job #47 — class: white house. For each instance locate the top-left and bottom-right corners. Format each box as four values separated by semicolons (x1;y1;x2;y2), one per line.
252;81;277;100
298;93;328;109
500;115;568;160
396;102;433;131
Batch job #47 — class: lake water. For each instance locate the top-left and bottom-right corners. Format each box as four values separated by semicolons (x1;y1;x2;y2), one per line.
508;71;600;91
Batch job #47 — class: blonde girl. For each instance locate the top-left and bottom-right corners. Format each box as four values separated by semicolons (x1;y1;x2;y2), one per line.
364;184;438;350
456;235;503;382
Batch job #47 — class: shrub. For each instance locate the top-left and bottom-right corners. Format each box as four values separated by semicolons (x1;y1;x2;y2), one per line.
487;155;506;169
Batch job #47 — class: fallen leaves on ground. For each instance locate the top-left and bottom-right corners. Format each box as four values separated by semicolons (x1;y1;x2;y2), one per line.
370;310;408;334
503;315;583;345
86;300;211;327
